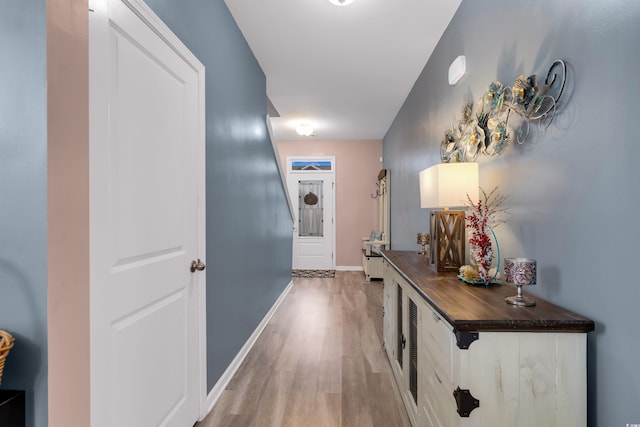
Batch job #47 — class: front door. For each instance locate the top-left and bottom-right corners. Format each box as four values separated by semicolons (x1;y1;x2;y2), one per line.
287;157;335;270
89;1;205;426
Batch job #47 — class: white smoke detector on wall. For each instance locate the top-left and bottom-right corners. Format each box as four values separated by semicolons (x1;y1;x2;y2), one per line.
448;55;466;85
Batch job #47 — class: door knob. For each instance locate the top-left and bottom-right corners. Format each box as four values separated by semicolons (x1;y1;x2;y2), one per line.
190;259;206;273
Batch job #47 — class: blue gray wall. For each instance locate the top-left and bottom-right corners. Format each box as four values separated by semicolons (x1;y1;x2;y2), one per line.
144;0;294;391
0;1;48;427
384;1;640;425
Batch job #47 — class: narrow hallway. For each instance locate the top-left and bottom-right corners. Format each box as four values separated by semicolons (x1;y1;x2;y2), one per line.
198;271;410;427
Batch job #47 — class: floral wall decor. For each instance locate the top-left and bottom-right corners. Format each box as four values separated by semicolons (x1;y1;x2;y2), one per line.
441;59;567;163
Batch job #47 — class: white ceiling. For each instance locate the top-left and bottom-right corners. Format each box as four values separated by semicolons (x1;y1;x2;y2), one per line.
224;0;462;141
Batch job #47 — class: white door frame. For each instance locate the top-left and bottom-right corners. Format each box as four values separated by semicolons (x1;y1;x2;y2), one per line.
287;156;336;270
89;0;207;423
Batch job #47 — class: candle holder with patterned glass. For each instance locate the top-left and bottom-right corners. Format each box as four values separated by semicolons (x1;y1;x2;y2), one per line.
417;233;429;255
504;258;537;307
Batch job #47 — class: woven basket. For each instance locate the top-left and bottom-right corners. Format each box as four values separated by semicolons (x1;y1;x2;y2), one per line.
0;330;15;385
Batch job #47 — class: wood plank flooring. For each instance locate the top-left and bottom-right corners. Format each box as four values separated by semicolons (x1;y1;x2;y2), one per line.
197;271;411;427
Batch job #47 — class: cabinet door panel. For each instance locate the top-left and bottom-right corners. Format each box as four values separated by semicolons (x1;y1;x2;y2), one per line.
383;280;394;360
422;304;454;385
422;358;458;427
420;405;438;427
454;332;587;427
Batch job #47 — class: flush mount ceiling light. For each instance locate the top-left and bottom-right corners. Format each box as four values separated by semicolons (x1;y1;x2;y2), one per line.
295;123;314;137
328;0;355;6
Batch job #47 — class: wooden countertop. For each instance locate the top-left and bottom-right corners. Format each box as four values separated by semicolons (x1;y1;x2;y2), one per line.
381;250;594;333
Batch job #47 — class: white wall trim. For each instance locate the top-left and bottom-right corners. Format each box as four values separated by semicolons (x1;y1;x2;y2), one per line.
336;265;363;271
201;279;294;420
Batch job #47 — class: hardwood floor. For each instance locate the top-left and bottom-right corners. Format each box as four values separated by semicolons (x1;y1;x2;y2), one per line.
197;271;411;427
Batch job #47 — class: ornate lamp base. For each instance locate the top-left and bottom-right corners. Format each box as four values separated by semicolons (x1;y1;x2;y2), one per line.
429;210;465;272
505;284;536;307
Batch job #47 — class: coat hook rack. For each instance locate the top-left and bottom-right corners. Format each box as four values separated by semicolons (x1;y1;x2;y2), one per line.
371;182;385;199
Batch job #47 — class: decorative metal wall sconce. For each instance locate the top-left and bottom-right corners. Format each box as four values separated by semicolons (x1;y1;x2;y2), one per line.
441;60;567;163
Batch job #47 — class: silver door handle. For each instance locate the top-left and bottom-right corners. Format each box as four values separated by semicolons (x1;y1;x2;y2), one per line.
190;259;206;273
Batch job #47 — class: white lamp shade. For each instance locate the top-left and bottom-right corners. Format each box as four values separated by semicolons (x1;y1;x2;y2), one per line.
420;163;479;208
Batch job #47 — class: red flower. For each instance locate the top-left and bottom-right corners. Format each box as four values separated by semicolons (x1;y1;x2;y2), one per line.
465;187;508;281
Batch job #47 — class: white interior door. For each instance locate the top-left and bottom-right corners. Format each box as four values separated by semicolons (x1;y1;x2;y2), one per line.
287;157;335;270
90;1;205;426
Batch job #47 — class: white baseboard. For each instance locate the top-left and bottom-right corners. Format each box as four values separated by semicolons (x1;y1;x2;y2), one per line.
201;279;294;420
336;265;363;271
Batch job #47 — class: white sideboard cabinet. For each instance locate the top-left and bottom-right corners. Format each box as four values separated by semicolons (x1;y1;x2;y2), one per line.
381;251;594;427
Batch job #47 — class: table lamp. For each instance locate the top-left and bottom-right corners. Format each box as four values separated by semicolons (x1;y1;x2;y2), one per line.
420;163;479;272
504;258;537;306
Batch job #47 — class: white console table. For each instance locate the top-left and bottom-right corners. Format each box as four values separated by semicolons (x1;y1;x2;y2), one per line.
362;238;388;281
381;250;594;427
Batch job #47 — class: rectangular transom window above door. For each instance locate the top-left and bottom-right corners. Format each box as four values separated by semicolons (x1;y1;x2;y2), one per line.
291;161;333;171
